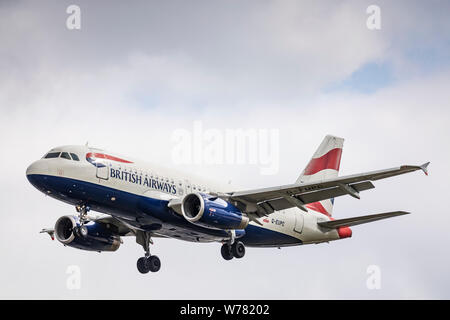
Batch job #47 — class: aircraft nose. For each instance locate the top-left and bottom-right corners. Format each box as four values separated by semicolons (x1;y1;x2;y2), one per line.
26;160;49;191
26;160;48;176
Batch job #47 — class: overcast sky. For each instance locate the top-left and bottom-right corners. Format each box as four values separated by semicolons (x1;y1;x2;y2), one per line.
1;0;449;299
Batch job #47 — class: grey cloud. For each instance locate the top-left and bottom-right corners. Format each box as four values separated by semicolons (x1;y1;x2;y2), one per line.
0;0;449;299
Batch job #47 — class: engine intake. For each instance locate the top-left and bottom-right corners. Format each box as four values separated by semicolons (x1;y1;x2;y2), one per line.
55;215;121;252
181;193;249;230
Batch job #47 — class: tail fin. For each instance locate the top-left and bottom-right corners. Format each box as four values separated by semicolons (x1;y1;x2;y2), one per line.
297;135;344;217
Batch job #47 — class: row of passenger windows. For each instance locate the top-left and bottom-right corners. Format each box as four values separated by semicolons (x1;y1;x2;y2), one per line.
44;152;80;161
112;164;210;193
41;154;212;192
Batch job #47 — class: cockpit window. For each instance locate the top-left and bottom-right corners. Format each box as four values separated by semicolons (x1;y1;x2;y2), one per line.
44;152;61;159
70;153;80;161
60;152;71;160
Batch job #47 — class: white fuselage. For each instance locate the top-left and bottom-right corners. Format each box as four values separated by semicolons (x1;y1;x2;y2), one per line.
26;145;342;247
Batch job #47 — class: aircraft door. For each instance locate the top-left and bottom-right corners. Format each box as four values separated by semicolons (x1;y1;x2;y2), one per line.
96;161;109;180
293;212;304;234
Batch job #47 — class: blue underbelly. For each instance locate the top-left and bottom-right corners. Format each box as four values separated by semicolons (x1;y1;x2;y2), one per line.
27;174;301;246
241;224;301;247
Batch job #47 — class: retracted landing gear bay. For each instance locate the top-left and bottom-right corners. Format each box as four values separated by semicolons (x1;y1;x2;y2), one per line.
136;231;161;274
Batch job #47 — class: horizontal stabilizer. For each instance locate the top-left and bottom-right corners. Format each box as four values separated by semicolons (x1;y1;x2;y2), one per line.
317;211;410;229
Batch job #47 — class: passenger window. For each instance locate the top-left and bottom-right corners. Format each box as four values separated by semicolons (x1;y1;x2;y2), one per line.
60;152;71;160
45;152;60;159
70;153;80;161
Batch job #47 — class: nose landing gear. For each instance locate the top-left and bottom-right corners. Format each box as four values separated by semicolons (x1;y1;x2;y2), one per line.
136;231;161;274
74;204;90;237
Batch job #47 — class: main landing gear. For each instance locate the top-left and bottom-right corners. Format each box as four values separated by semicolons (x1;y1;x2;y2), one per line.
221;241;245;260
137;256;161;274
136;231;161;274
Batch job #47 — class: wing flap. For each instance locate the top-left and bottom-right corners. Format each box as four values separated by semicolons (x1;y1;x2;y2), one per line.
317;211;410;228
299;181;375;204
255;181;375;215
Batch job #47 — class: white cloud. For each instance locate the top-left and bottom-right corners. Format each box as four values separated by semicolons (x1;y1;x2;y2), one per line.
0;0;449;299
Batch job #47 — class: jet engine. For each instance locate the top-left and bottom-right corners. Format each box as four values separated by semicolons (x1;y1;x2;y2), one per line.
54;215;121;252
181;193;249;230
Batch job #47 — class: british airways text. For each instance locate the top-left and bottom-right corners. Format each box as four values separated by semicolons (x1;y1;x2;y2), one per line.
110;168;177;194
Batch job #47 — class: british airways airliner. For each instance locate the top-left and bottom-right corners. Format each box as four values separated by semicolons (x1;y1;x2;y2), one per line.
26;136;429;274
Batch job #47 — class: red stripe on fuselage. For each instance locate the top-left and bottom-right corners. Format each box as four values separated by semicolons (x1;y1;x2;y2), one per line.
303;148;342;176
306;201;331;217
86;153;133;164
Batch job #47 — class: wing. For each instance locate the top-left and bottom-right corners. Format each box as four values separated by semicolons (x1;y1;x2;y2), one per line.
225;163;429;218
90;215;168;238
90;215;136;236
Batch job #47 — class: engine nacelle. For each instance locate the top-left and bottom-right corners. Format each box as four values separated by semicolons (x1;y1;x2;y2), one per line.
181;193;249;230
54;215;121;252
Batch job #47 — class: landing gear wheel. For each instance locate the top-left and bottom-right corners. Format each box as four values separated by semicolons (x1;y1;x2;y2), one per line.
137;257;149;274
232;241;245;259
221;244;234;260
147;255;161;272
79;225;88;237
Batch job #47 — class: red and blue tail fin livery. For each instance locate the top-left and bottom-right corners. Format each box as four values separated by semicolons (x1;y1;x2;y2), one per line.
298;135;344;217
297;135;344;184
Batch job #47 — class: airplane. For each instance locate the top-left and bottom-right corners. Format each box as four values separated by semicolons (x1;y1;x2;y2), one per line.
26;135;429;274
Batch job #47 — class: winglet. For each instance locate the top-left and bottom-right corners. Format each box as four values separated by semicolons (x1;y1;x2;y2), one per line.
40;228;55;240
420;162;430;176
